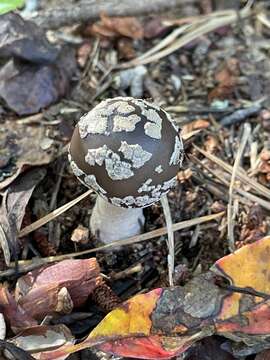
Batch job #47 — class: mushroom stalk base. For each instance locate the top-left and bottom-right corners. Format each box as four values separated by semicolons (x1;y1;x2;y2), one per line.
90;196;145;244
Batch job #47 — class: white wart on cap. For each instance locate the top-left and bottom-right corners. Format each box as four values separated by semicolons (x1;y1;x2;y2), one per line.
69;97;184;208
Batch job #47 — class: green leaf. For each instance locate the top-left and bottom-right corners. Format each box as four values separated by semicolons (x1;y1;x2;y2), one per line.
0;0;25;14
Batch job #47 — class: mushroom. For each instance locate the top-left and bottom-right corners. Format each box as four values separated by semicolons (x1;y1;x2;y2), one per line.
69;97;184;244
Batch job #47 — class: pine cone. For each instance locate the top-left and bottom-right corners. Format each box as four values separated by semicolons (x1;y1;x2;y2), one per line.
91;283;121;313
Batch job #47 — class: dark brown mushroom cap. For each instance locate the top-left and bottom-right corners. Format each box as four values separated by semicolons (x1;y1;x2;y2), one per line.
69;97;184;208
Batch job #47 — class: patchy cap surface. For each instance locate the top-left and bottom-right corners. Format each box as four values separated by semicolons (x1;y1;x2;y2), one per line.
69;97;184;208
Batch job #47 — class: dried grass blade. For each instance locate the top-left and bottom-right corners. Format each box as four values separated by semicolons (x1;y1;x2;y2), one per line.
227;124;251;251
194;145;270;201
160;195;174;286
2;212;224;278
120;6;251;68
19;190;92;238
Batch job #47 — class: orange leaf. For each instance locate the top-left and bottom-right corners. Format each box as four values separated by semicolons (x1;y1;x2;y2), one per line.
90;288;162;339
212;236;270;335
212;236;270;295
38;237;270;359
99;335;200;359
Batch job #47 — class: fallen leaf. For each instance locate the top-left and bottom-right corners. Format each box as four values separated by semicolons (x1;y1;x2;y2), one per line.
89;13;144;40
212;236;270;299
10;324;74;359
99;334;203;359
0;13;59;64
102;13;144;39
0;338;35;359
0;121;55;190
0;55;75;115
37;236;270;360
15;284;73;320
15;259;102;319
90;22;117;38
208;58;239;101
212;236;270;340
0;168;46;265
0;286;37;333
0;13;58;63
182;119;210;135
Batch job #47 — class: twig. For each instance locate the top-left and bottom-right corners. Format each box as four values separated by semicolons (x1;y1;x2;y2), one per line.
220;104;261;126
111;263;143;280
218;283;270;300
191;153;270;211
30;0;195;30
19;190;93;238
160;195;174;286
193;145;270;201
2;212;224;278
48;162;65;248
227;123;251;251
119;5;252;68
257;12;270;29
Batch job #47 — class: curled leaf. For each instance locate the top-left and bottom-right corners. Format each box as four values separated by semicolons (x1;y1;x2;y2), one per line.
0;286;37;333
10;324;74;359
15;259;102;319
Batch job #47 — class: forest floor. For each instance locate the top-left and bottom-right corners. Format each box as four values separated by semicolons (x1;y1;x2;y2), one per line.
0;0;270;359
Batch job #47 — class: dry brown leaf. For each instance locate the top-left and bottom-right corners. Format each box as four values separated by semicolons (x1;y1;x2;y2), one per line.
0;286;37;333
90;22;117;38
15;283;73;320
77;41;92;68
208;58;239;101
182;119;210;135
89;13;144;40
15;259;102;319
101;13;144;39
204;135;219;153
0;168;46;265
0;121;55;190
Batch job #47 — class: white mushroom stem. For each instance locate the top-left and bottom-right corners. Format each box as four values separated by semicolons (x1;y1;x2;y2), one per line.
90;195;145;244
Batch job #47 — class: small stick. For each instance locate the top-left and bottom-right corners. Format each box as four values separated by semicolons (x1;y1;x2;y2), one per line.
2;212;224;278
160;195;174;286
193;145;270;201
19;190;92;238
227;123;251;251
220;104;261;126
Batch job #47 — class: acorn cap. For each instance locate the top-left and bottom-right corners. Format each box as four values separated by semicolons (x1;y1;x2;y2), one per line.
69;97;184;208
